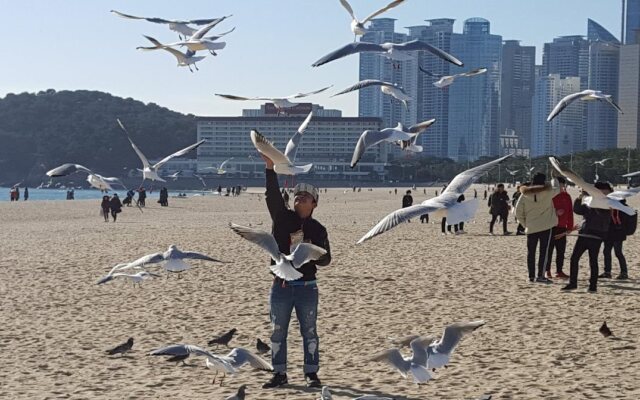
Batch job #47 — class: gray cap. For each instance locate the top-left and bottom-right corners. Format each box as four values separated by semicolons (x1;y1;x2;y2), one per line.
293;183;319;203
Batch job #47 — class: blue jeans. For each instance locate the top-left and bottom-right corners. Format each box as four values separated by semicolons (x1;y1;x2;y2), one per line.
269;281;319;373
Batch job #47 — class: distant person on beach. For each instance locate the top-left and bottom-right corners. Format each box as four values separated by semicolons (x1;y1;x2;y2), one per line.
10;187;16;201
402;190;413;223
15;187;20;201
562;182;612;292
420;213;429;223
260;153;331;389
137;187;146;207
394;188;397;195
159;187;168;206
488;184;511;235
515;173;558;284
101;195;111;222
545;177;573;279
69;189;74;200
474;188;478;198
24;187;29;201
483;190;487;200
110;193;122;222
124;190;134;207
232;186;236;196
217;185;222;195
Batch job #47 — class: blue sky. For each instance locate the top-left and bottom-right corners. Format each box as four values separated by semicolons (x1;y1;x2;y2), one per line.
0;0;621;117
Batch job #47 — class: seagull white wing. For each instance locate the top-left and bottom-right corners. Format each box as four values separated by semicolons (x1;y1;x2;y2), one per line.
46;163;94;177
312;42;385;67
284;111;313;161
603;96;624;114
418;66;443;78
394;40;464;67
250;130;291;167
153;140;206;169
288;243;327;268
229;223;282;262
351;129;412;168
357;200;448;244
225;348;273;371
362;0;406;23
150;344;217;359
219;157;234;170
548;157;605;199
408;118;436;133
458;67;488;78
171;249;225;263
124;136;151;169
189;16;230;40
338;0;357;20
431;320;485;355
443;154;512;195
127;252;165;268
332;80;393;97
215;93;273;101
608;187;640;200
371;349;409;376
204;27;236;41
623;170;640;178
547;90;590;122
287;85;332;99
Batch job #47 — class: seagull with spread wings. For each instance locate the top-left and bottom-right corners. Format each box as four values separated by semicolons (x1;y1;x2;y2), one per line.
357;155;512;243
230;223;327;281
46;163;125;192
337;0;406;39
351;119;436;168
419;67;487;88
549;157;636;215
137;35;206;72
117;119;205;182
250;115;314;175
547;90;623;122
312;40;463;68
149;344;272;386
332;79;412;109
110;10;228;40
215;87;331;114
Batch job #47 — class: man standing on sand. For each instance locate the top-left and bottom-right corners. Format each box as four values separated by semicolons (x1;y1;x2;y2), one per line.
260;154;331;389
488;183;511;235
515;172;559;284
402;190;413;223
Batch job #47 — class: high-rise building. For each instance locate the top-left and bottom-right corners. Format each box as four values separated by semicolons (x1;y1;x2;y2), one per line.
500;40;536;150
588;18;620;43
622;0;640;44
531;74;582;157
358;19;408;130
617;42;640;148
447;18;502;161
586;41;620;150
542;36;589;84
403;19;455;158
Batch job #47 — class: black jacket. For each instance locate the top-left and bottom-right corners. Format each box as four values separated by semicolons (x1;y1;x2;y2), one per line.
574;197;610;239
265;169;331;281
488;191;510;215
402;194;413;208
606;200;629;242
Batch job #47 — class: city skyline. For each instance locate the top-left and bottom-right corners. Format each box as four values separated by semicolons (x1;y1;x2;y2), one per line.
0;0;621;117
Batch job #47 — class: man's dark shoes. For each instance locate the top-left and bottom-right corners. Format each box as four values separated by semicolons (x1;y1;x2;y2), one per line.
598;272;612;279
616;274;629;280
587;287;597;293
263;373;288;389
305;372;322;388
561;284;577;291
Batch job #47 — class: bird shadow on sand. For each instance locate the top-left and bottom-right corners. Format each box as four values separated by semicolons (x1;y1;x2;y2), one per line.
285;383;423;400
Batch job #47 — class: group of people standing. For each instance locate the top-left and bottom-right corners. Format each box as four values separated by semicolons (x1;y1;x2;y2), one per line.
9;186;28;201
100;193;123;222
514;172;634;292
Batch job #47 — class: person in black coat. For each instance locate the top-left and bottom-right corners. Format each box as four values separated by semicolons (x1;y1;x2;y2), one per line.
402;190;413;223
600;199;630;280
488;183;511;235
110;193;122;222
100;195;110;222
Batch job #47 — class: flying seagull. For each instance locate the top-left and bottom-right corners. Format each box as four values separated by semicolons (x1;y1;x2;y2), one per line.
167;170;182;181
250;129;313;175
547;89;623;122
149;344;272;385
338;0;406;38
332;80;412;109
201;157;234;175
193;173;207;188
137;35;206;72
215;86;331;114
117;119;205;182
393;119;436;153
351;120;436;168
106;338;134;356
422;320;486;370
549;157;636;215
283;111;314;163
46;163;125;192
357;154;512;243
312;40;463;68
419;67;487;88
110;10;228;39
229;223;327;281
506;168;519;176
371;336;435;383
593;158;611;166
135;18;232;56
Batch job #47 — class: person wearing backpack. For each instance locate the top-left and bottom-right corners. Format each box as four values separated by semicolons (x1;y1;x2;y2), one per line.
600;199;633;280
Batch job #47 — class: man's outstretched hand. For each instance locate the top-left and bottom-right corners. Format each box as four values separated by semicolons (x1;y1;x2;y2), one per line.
260;153;274;170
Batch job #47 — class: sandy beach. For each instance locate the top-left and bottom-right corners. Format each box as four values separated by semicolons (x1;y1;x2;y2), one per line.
1;185;639;399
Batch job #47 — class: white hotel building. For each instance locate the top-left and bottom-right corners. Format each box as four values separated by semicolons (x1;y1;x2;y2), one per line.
194;103;387;181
